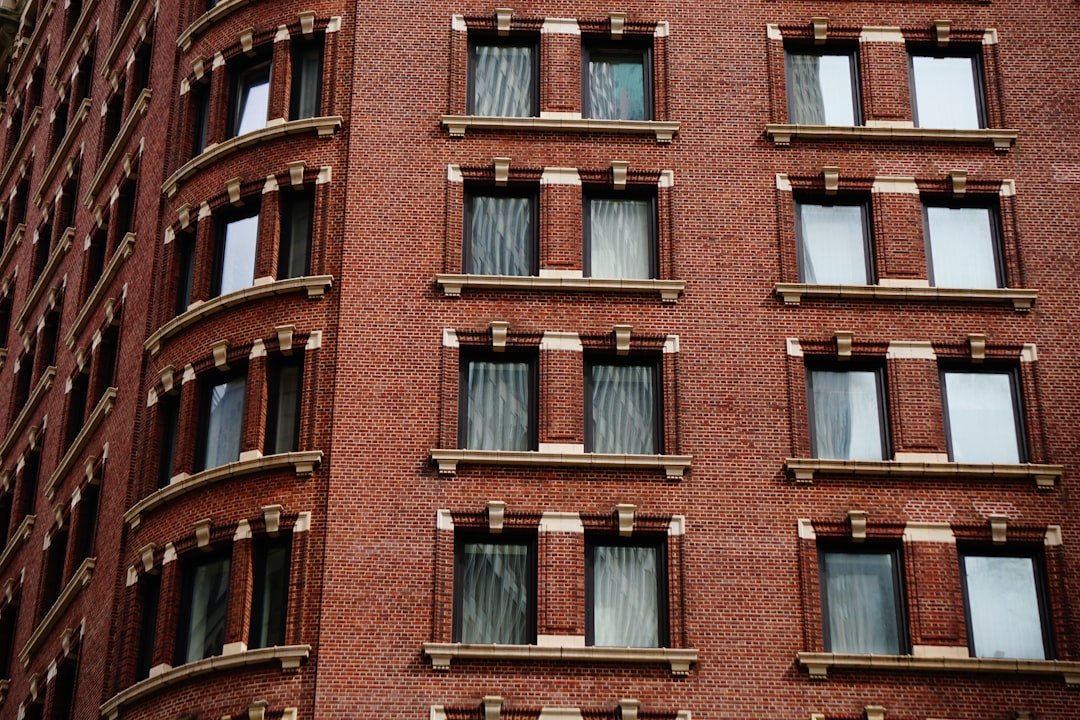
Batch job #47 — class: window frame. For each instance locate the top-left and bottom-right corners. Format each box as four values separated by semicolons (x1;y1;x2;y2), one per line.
462;184;539;276
278;188;314;280
583;187;659;280
467;34;540;117
452;530;537;645
195;370;248;472
794;194;874;285
458;350;538;452
248;534;292;649
584;354;663;455
940;365;1027;464
784;43;862;126
817;541;908;655
585;535;669;648
227;57;272;138
289;36;324;121
908;48;988;130
212;204;261;298
806;360;890;462
265;354;304;455
582;38;654;121
174;550;232;665
922;196;1005;289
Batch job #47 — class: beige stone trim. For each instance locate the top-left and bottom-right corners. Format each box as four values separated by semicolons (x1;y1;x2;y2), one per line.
786;338;803;357
893;451;948;463
540;167;581;185
15;229;72;334
65;232;134;350
872;176;919;194
0;516;33;579
775;173;791;191
765;124;1017;151
877;278;929;287
19;557;94;668
422;643;698;676
50;1;101;87
539;513;584;533
1001;179;1016;196
537;442;585;454
865;120;916;129
798;518;816;540
1021;344;1038;363
903;523;955;543
541;18;578;35
44;388;115;500
177;0;252;51
539;333;582;352
99;0;152;79
0;367;54;461
798;652;1080;685
773;283;1036;311
162;116;343;198
785;458;1062;489
33;99;91;208
0;224;25;280
0;108;41;192
441;328;458;348
99;645;310;720
983;28;998;45
1045;525;1063;546
431;449;691;479
886;342;937;360
6;0;55;93
766;23;781;40
436;274;685;302
84;90;151;208
859;27;904;43
912;644;971;659
442;116;680;143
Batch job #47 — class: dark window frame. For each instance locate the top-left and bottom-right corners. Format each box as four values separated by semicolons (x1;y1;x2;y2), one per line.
190;79;211;157
921;195;1005;288
174;549;232;665
466;33;540;117
227;56;272;138
211;202;261;298
249;533;292;649
907;46;988;129
783;42;862;126
582;186;659;279
581;37;654;121
194;368;248;472
452;530;538;644
939;363;1027;463
265;353;304;455
817;540;909;654
289;36;324;120
794;193;874;284
584;354;663;455
805;358;891;461
462;184;539;276
457;349;539;451
585;534;669;647
278;187;314;280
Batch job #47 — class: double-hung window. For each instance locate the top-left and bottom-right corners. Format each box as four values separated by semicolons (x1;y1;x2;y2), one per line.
819;546;906;654
587;538;667;647
584;191;657;279
454;533;536;644
265;355;303;455
469;38;538;117
464;188;537;276
909;52;985;129
785;47;860;125
583;41;652;121
941;369;1024;463
807;365;888;461
586;358;661;455
923;201;1002;288
249;536;291;648
796;198;873;284
198;372;247;471
960;549;1050;659
230;59;271;137
176;553;231;664
214;209;259;297
460;353;536;451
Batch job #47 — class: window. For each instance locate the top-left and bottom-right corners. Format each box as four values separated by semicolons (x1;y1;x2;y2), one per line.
586;359;660;455
583;41;652;120
49;657;77;720
156;394;180;488
460;354;536;451
464;188;537;276
587;538;667;647
941;370;1024;463
796;198;872;284
289;39;323;120
213;209;259;297
40;526;68;618
229;60;271;137
135;574;159;680
807;365;888;461
0;604;17;679
278;190;313;280
819;546;905;654
191;81;210;156
453;533;536;644
910;52;984;129
584;192;656;279
923;201;1002;288
265;356;303;455
786;47;860;125
176;553;230;664
468;38;537;117
173;227;196;315
960;549;1049;659
249;536;290;648
197;373;246;471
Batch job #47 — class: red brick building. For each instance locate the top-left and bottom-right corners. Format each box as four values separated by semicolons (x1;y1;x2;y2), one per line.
0;0;1078;716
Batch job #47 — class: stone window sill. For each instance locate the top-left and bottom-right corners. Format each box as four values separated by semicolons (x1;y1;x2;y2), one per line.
163;116;343;198
0;108;41;191
765;124;1018;150
774;283;1036;311
44;388;116;501
84;88;152;208
176;0;253;51
423;642;697;676
124;450;323;528
15;227;73;334
34;98;92;208
0;366;55;460
99;645;310;720
65;232;135;351
785;458;1063;489
436;274;685;303
798;652;1080;686
19;557;95;668
441;115;680;143
430;449;691;480
145;275;332;355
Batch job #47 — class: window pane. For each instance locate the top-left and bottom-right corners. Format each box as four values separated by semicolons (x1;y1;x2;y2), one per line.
459;542;530;644
590;363;656;454
251;542;290;648
466;360;530;450
182;556;230;663
267;362;302;454
279;194;313;279
219;214;258;295
291;43;322;120
822;551;901;654
810;370;885;460
202;376;246;469
964;554;1045;659
588;198;652;279
788;52;856;125
798;203;869;284
473;44;533;117
588;51;646;120
943;372;1020;463
912;55;981;129
468;195;533;275
234;63;270;136
926;206;999;288
592;544;659;647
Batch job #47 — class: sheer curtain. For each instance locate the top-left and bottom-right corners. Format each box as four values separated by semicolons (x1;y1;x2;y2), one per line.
460;542;529;644
926;206;999;288
823;551;900;654
184;557;231;663
466;361;530;450
811;370;883;460
943;372;1019;463
592;545;659;647
469;195;533;275
203;376;246;469
219;214;259;295
798;203;868;284
588;56;645;120
589;199;651;279
964;555;1045;659
473;45;533;117
590;364;656;454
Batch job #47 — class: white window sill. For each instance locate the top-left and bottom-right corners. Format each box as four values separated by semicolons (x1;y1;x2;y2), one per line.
441;115;680;143
774;283;1036;311
430;449;691;480
423;642;697;676
765;124;1018;151
436;274;684;302
798;652;1080;686
19;557;95;669
785;458;1063;490
124;450;323;528
145;275;332;355
99;645;310;720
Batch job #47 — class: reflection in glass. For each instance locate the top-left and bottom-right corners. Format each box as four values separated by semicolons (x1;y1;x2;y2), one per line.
218;214;259;296
466;360;530;450
788;52;857;125
468;195;534;275
822;551;901;654
943;372;1020;463
590;363;656;454
588;198;652;279
798;202;869;284
588;51;646;120
911;55;981;129
473;44;534;117
964;554;1046;659
592;544;660;647
926;206;999;288
810;369;885;460
459;542;530;644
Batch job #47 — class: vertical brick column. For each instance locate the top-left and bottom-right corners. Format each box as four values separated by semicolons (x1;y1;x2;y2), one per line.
269;39;291;122
225;533;254;651
541;31;580;115
904;540;964;649
205;65;230;145
540;343;583;446
243;354;268;456
153;555;181;670
255;188;279;280
173;376;200;476
538;529;584;637
873;192;926;282
886;356;945;456
861;40;912;123
540;182;582;272
190;216;217;304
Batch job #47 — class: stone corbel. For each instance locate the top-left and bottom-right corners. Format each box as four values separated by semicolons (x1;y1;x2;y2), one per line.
490;321;509;351
495;8;512;36
950;169;967;196
823;165;839;195
616;504;636;536
989;514;1007;544
140;543;156;572
935;19;951;46
483;696;503;720
849;510;868;541
865;706;886;720
968;333;987;363
195;519;212;549
611;160;629;190
812;17;828;44
835;330;853;360
615;325;632;355
610;12;626;39
226;177;243;206
620;700;641;720
276;325;295;354
263;504;283;534
288;160;306;187
487;501;506;532
494;157;510;186
212;340;230;369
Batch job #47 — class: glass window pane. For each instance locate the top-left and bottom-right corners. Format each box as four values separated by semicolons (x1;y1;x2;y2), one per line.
798;203;869;284
291;43;322;120
466;360;530;450
234;63;270;136
251;542;290;648
788;52;856;125
219;214;259;295
822;551;901;654
912;55;981;129
182;556;230;663
459;542;530;644
943;372;1020;463
473;44;534;117
202;375;246;469
588;198;652;279
468;195;533;275
926;206;999;288
280;194;312;279
267;362;302;454
590;363;656;454
588;51;646;120
964;554;1046;659
592;544;659;647
810;370;885;460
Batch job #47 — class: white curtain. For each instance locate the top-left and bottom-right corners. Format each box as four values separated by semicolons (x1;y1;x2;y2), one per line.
964;555;1045;659
926;206;998;288
203;376;246;469
184;557;230;663
469;196;532;275
466;361;530;450
473;45;533;117
911;56;980;129
252;544;289;648
219;214;258;295
460;542;529;644
799;203;868;284
811;370;883;460
592;545;659;647
589;199;651;279
823;551;900;654
591;364;656;454
588;56;645;120
943;372;1019;463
